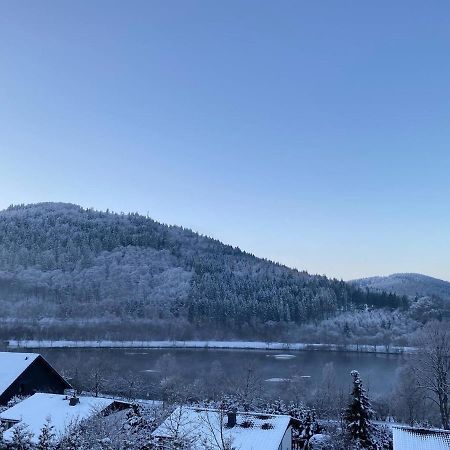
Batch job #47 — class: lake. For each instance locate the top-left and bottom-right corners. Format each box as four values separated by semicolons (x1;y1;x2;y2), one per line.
27;347;408;399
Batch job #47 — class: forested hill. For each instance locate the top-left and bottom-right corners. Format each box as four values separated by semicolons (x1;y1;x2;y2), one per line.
351;273;450;301
0;203;405;329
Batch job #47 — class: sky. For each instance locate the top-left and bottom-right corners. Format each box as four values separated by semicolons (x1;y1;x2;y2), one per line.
0;1;449;281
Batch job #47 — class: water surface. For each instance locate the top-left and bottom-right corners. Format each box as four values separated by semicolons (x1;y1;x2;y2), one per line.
31;347;406;398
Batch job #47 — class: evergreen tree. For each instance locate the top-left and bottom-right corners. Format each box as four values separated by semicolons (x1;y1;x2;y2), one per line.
9;423;34;450
58;425;84;450
96;438;113;450
37;417;56;450
345;370;376;449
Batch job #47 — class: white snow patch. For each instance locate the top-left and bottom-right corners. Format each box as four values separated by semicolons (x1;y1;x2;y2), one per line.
273;354;296;360
265;378;291;383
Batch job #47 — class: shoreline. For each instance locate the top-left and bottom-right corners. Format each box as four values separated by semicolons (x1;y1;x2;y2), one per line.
6;339;418;354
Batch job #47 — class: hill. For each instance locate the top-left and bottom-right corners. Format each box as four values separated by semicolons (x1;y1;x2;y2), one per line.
351;273;450;301
0;203;405;339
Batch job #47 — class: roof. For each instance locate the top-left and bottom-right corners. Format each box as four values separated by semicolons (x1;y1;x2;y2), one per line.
0;393;117;443
0;352;40;397
152;407;292;450
393;426;450;450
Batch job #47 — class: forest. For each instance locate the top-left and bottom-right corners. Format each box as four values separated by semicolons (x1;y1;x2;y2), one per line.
0;203;444;343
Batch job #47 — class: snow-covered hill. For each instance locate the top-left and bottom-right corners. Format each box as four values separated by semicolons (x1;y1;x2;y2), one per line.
351;273;450;300
0;203;401;332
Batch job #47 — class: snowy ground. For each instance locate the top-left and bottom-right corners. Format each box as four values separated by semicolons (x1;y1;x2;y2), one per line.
7;339;418;354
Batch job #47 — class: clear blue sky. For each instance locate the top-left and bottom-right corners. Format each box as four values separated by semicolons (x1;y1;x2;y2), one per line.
0;1;449;281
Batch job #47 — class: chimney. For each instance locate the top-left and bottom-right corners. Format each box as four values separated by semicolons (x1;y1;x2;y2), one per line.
69;395;79;406
226;408;237;428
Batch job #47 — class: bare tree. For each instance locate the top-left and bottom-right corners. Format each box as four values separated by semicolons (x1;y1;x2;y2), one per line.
116;371;146;401
88;363;109;397
199;407;235;450
234;363;263;411
414;321;450;429
312;362;339;419
391;365;426;426
160;405;199;449
204;361;227;400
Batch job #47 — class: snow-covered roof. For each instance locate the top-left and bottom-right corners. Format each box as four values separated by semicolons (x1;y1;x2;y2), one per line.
152;407;292;450
0;393;116;443
393;426;450;450
0;352;40;397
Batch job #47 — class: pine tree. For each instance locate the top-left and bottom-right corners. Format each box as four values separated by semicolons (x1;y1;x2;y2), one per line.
345;370;376;449
59;425;84;450
96;437;113;450
37;417;56;450
9;423;34;450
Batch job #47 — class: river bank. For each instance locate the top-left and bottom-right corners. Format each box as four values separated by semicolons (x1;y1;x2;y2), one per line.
6;339;418;354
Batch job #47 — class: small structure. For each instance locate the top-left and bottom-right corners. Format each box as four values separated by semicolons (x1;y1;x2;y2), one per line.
0;352;71;405
152;406;293;450
0;392;130;444
393;426;450;450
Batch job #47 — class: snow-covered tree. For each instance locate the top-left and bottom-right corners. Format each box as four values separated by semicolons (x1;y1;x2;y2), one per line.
300;409;318;446
37;417;56;450
9;423;34;450
345;370;376;449
7;396;29;408
96;437;114;450
58;423;84;450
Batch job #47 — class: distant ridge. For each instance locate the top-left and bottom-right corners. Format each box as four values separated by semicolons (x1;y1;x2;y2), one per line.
351;273;450;300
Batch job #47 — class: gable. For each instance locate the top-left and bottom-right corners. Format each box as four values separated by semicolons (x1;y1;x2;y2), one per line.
0;352;39;397
0;352;71;404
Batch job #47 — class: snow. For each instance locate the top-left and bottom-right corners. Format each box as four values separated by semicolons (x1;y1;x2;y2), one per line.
392;426;450;450
273;354;296;360
153;407;292;450
0;393;117;443
7;340;418;354
309;433;332;449
265;378;291;382
0;352;40;397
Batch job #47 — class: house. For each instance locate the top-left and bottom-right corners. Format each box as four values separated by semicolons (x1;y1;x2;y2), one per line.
0;392;130;444
0;352;71;405
152;407;293;450
392;426;450;450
